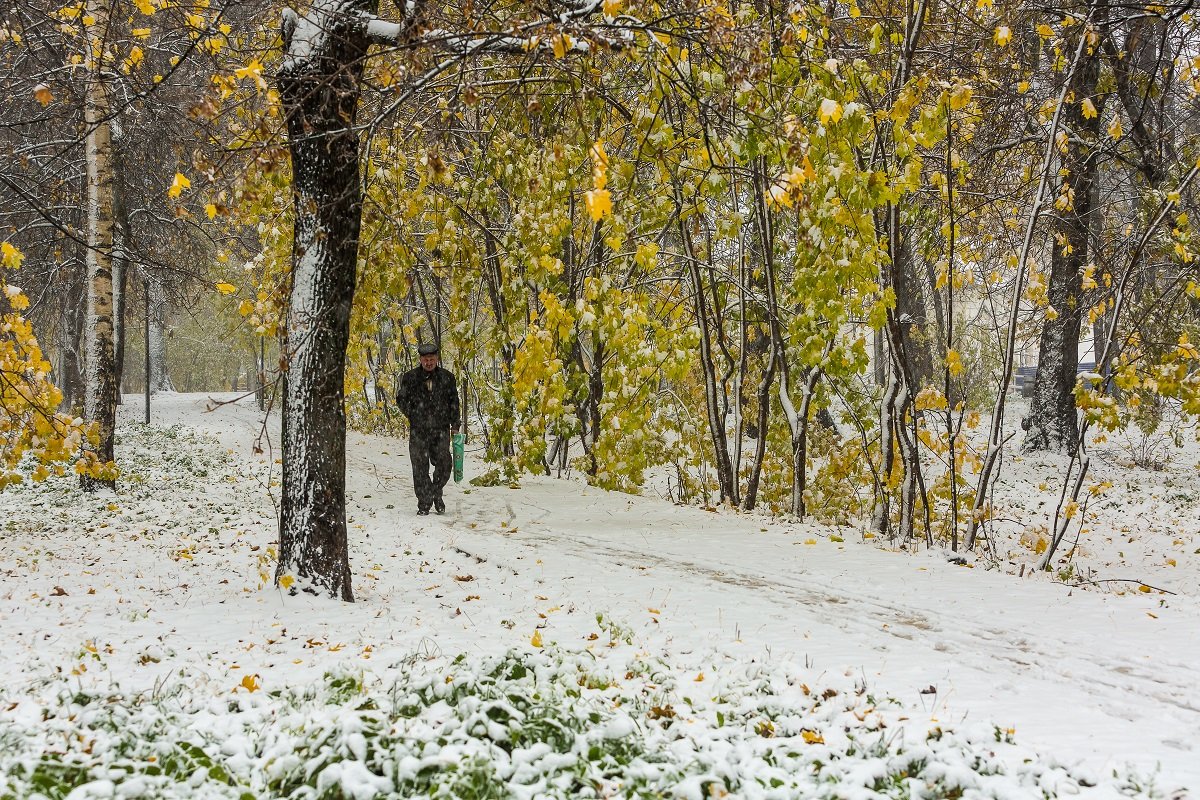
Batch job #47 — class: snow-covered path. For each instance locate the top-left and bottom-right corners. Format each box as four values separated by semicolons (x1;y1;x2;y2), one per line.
4;393;1197;796
375;471;1200;790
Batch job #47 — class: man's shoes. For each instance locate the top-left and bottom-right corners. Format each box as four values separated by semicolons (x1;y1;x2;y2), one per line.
417;507;430;516
434;497;446;515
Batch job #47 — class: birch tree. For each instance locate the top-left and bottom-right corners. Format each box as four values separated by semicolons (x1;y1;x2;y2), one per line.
79;0;119;490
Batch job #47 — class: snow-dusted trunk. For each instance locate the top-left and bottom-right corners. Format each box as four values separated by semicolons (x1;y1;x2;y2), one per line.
1025;26;1103;453
964;23;1091;550
147;276;174;393
80;0;117;490
782;363;823;518
865;0;929;540
875;200;927;543
1039;163;1200;569
871;370;900;537
275;1;378;601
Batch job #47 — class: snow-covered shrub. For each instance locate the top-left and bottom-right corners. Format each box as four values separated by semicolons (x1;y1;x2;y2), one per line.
0;647;1173;800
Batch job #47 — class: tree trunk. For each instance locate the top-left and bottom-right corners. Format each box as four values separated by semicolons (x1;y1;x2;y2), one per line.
742;160;778;511
892;226;936;388
112;191;129;404
680;205;736;505
80;0;118;491
147;275;174;393
1025;18;1104;453
275;1;378;601
58;260;86;413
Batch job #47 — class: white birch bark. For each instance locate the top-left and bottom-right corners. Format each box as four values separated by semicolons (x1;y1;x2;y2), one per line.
80;0;118;488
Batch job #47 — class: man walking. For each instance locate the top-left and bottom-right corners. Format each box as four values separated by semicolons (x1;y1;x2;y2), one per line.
396;342;460;515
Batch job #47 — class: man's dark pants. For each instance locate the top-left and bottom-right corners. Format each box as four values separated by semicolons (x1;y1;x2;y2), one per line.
409;428;451;511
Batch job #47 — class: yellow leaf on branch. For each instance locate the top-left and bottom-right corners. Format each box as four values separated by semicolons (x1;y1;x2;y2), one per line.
818;98;842;125
551;33;573;59
946;348;964;377
215;281;237;295
1;241;22;268
235;59;267;90
1107;116;1122;140
168;172;190;198
584;189;611;222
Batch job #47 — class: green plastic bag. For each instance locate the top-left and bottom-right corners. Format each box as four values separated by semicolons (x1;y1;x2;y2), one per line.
452;432;465;483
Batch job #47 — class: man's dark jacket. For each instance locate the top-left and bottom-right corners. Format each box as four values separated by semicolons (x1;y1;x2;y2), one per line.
396;365;460;432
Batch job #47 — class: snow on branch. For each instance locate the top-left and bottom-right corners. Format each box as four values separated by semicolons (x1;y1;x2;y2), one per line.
362;0;609;52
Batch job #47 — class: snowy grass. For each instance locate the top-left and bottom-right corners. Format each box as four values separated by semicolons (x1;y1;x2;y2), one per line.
2;400;1195;799
0;646;1165;800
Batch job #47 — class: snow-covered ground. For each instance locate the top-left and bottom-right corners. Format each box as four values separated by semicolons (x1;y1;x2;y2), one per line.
1;393;1196;798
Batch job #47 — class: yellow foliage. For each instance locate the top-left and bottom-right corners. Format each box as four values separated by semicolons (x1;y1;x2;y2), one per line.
945;348;964;377
168;172;191;198
818;98;842;125
551;33;573;59
0;241;107;487
914;386;948;411
584;188;612;221
234;59;267;91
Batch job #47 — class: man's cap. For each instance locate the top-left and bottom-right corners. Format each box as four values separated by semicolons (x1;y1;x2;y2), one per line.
417;342;440;356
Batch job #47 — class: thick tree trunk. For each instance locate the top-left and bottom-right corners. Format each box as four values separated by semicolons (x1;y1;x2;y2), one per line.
892;227;936;388
275;1;377;601
80;0;118;491
1025;20;1104;453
